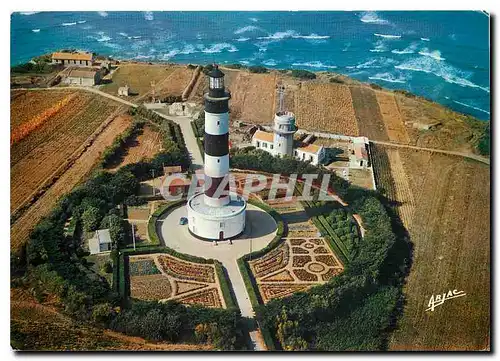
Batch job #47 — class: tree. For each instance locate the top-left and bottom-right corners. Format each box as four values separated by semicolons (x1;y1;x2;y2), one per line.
81;206;102;232
100;214;127;247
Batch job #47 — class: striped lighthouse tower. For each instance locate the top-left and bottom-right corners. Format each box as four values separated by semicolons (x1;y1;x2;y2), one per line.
186;64;246;241
203;65;231;208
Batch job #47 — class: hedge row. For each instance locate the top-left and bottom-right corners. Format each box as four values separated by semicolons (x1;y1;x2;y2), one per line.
215;262;238;310
100;120;145;168
118;252;126;300
299;192;350;263
111;251;119;293
236;199;285;350
311;216;349;265
317;215;350;261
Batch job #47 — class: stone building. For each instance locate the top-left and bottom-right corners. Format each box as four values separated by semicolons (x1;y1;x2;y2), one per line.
63;67;102;86
52;51;94;67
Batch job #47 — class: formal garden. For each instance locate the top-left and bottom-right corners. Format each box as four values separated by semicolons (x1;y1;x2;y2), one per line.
12;108;410;350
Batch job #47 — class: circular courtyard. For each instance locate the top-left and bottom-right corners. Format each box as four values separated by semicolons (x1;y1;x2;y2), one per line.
158;202;277;265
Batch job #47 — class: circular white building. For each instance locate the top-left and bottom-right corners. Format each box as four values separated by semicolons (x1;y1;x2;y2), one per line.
187;65;246;241
272;111;298;157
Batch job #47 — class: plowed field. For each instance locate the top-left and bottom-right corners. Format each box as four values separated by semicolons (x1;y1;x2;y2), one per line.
11;91;120;214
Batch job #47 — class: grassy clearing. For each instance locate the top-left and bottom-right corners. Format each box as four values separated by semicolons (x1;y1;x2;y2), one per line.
101;64;174;100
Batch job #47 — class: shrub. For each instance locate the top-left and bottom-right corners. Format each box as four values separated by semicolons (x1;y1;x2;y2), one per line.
248;65;268;73
330;77;344;84
225;63;245;69
291;69;316;80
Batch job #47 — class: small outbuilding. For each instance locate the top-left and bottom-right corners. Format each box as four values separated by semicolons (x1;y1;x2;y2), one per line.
294;143;325;166
118;85;130;96
349;137;370;169
88;229;113;255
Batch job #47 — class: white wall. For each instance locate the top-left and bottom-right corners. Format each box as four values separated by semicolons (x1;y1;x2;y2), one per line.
187;207;246;240
205;112;229;135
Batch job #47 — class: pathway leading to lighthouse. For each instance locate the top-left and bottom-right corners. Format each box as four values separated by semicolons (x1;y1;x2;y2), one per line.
158;204;277;319
152;111;204;170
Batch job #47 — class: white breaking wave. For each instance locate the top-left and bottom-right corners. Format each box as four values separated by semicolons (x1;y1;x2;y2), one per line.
135;54;154;60
453;100;490;115
374;33;401;39
249;17;259;22
179;44;198;55
418;48;445;61
349;58;396;70
144;11;154;21
369;73;406;84
370;40;388;53
395;57;490;93
294;33;330;40
97;11;108;17
20;12;39;16
257;30;329;41
32;29;40;33
97;36;112;42
162;49;180;59
235;37;250;42
119;32;128;37
263;59;277;66
132;36;142;39
421;37;430;41
257;30;298;40
62;22;77;26
392;43;418;54
360;11;389;24
234;25;260;34
292;61;337;69
78;20;86;24
200;43;238;54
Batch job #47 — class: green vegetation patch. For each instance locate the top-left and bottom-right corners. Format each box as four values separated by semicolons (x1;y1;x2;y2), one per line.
129;259;160;276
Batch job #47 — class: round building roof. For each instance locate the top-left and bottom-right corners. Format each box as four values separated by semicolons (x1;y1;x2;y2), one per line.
208;64;225;78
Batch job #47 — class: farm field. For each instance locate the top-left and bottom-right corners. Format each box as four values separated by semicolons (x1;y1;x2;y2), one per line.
108;124;162;171
376;91;410;144
295;83;359;135
11;90;121;214
10;113;132;253
155;66;195;99
10;288;212;351
228;72;277;123
100;63;174;101
395;94;485;153
128;254;226;308
373;146;491;350
349;85;389;141
248;238;344;303
10;89;76;130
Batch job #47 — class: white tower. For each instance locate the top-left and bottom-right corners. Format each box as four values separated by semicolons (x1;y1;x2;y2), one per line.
272;85;297;157
186;65;246;241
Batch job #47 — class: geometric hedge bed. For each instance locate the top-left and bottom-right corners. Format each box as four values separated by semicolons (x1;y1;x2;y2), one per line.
128;253;226;309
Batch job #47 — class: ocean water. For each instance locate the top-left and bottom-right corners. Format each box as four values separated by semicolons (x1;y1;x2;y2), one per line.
11;11;490;120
